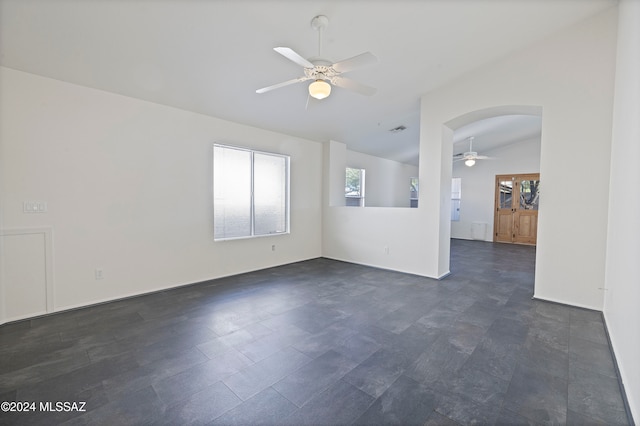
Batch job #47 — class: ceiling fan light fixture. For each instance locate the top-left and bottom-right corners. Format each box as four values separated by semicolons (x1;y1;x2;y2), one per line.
465;158;476;167
309;79;331;99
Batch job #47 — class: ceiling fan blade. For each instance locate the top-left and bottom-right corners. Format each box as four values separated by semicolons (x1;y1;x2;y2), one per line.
256;77;309;94
476;155;493;160
332;52;378;73
274;47;315;68
332;76;377;96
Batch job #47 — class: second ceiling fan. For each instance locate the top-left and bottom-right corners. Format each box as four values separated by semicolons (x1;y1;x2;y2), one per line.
256;15;378;100
454;137;492;167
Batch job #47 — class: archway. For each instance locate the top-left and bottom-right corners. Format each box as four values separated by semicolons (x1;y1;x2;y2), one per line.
441;105;543;270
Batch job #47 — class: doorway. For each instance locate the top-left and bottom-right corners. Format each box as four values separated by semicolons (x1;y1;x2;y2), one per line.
494;173;540;245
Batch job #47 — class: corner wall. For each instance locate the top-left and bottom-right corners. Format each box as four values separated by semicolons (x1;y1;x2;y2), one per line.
346;149;418;208
419;8;617;308
0;67;323;322
322;140;429;276
323;8;618;286
603;0;640;420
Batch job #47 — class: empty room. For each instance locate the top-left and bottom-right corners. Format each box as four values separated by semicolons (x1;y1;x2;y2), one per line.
0;0;638;425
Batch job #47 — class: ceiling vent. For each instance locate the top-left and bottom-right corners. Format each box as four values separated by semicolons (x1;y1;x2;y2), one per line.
389;125;407;133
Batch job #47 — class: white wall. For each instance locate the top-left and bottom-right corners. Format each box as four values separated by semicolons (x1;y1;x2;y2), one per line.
324;8;617;288
603;0;640;420
323;140;430;277
419;8;617;309
451;137;541;241
0;67;323;322
346;149;418;208
0;97;4;323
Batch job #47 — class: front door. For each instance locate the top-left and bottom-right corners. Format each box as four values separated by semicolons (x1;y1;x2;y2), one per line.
494;174;540;245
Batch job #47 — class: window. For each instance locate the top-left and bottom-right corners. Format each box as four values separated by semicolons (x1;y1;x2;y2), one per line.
213;144;289;241
451;177;461;221
410;177;419;208
345;167;365;207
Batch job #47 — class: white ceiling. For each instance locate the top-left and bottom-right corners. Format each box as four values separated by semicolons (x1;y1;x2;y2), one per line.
0;0;615;166
453;114;542;156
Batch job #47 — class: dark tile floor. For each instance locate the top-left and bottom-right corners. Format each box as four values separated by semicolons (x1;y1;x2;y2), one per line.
0;239;630;425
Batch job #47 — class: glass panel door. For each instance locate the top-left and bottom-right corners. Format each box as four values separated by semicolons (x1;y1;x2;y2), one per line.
494;174;540;245
498;180;513;209
519;179;540;211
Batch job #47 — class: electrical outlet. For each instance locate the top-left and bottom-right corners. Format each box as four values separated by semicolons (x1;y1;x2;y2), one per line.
23;201;47;213
271;245;276;251
95;268;104;280
384;246;389;254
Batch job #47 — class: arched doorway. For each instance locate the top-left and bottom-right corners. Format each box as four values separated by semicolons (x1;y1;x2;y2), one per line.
442;105;543;265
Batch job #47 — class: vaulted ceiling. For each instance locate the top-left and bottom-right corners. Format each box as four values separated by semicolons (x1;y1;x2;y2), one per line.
0;0;616;166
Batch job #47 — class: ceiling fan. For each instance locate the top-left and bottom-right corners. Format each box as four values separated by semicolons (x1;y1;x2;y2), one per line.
256;15;378;100
453;137;492;167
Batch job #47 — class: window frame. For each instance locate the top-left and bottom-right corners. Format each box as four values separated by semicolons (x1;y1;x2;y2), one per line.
213;144;290;241
451;177;462;221
345;167;366;207
409;177;419;208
